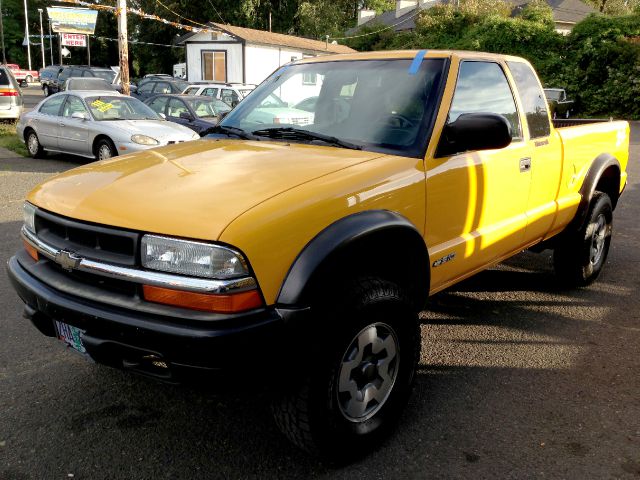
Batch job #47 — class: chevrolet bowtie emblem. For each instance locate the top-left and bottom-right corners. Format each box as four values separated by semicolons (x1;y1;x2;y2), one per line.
55;250;82;271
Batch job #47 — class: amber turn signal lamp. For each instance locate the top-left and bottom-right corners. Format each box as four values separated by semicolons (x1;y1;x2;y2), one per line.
24;240;39;261
142;285;264;313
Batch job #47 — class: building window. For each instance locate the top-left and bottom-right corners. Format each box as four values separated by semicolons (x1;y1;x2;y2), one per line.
302;73;317;85
202;51;226;83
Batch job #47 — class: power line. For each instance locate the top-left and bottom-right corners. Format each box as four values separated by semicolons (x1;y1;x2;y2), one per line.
154;0;211;29
94;35;185;48
206;0;226;25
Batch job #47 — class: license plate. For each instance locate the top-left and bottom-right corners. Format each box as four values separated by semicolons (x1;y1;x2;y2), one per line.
55;321;88;355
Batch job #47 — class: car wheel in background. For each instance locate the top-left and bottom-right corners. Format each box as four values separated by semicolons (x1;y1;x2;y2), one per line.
95;138;117;160
25;130;45;159
25;75;33;84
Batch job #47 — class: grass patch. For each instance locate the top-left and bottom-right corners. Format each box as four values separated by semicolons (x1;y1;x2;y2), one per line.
0;122;27;157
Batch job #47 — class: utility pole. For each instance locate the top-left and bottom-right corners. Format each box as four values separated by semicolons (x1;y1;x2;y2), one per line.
0;0;6;65
48;19;53;65
38;8;45;68
117;0;130;95
23;0;31;69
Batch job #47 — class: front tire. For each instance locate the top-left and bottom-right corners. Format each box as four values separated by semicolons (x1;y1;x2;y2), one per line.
272;277;420;460
95;138;117;160
26;130;45;158
553;192;613;287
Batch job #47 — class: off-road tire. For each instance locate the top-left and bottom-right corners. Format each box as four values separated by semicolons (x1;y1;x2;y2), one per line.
272;277;421;460
553;192;613;287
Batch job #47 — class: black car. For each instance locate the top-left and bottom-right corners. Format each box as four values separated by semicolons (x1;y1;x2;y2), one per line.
144;94;231;134
132;77;190;101
42;65;117;96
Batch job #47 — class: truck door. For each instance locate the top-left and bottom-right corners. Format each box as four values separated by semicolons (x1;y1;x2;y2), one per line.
426;60;532;291
506;61;563;243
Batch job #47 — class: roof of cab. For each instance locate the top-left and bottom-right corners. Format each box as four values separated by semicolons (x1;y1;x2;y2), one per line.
295;49;529;64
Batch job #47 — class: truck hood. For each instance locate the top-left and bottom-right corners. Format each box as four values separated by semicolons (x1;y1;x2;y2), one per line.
28;138;384;240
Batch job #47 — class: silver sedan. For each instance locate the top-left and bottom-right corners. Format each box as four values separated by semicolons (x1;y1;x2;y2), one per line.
17;90;200;160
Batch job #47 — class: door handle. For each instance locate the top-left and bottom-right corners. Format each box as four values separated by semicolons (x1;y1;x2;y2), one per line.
519;157;531;172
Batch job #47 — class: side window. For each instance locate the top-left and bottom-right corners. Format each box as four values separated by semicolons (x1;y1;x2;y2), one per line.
507;61;551;139
147;96;168;115
202;87;219;98
137;82;154;93
58;69;72;83
154;82;172;94
221;89;239;106
184;86;199;95
167;98;189;117
448;61;522;140
39;95;66;116
62;95;89;118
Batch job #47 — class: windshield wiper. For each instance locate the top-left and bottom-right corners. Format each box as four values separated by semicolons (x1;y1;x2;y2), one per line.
201;125;255;140
251;127;362;150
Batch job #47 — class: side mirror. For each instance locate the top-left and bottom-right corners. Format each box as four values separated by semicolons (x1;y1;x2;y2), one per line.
436;113;512;158
71;111;88;120
179;111;194;121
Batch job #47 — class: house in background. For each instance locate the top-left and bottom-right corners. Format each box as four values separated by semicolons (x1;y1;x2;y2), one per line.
176;23;354;87
350;0;596;36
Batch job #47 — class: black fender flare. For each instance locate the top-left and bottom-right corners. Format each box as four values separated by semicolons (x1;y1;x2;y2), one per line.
276;210;430;310
570;153;621;231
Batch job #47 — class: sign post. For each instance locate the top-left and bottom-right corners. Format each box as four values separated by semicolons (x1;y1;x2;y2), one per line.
117;0;130;95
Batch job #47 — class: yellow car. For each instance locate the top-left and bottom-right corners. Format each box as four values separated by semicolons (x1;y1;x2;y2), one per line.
8;50;629;459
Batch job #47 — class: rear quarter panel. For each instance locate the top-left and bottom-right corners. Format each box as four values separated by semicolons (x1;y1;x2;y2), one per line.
553;121;629;230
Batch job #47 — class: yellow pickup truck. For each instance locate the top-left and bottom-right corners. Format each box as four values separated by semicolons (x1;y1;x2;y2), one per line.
7;50;629;458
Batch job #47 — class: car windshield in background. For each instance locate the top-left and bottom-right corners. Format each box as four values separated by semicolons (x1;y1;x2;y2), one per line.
186;98;231;118
86;96;160;121
544;89;562;101
93;71;117;83
218;59;446;157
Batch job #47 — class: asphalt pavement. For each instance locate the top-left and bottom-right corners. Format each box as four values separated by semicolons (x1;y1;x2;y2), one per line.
0;89;638;479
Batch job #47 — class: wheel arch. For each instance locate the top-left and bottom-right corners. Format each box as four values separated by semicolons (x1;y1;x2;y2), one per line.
571;153;621;230
92;135;115;156
276;210;430;312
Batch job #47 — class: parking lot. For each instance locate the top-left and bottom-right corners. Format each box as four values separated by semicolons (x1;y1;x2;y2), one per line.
0;87;639;479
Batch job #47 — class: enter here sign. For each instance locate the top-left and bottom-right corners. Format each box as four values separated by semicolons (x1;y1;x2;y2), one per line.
61;33;87;47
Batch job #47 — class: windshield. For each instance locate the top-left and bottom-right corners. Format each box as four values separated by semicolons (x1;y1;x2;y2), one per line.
218;59;446;157
93;70;117;83
544;89;562;101
67;78;113;90
186;98;231;118
86;96;161;121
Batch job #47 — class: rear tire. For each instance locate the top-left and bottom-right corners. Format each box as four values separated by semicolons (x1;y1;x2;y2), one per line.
25;130;45;158
553;192;612;287
272;277;420;460
95;138;117;160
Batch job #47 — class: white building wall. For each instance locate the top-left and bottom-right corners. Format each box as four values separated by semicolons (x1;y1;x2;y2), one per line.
185;42;244;83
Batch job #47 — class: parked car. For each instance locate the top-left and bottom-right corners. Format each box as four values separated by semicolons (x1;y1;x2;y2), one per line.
17;91;199;160
41;65;117;96
62;77;117;92
243;93;315;125
145;94;231;134
7;64;39;85
132;77;190;101
7;50;630;459
544;88;574;119
0;65;24;120
182;83;256;107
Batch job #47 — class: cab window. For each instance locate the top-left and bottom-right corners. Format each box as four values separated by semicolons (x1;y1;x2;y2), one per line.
507;61;551;139
448;61;522;140
39;95;65;116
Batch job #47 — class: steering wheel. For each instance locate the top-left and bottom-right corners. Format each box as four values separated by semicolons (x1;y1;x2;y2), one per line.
384;114;415;129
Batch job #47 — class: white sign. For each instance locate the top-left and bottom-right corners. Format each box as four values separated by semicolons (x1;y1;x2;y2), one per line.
61;33;87;47
61;47;71;57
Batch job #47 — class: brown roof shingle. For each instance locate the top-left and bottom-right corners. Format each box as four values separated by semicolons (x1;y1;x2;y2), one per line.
208;23;354;54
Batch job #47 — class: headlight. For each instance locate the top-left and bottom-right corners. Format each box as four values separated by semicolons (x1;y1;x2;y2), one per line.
23;202;36;233
141;235;249;279
131;134;159;145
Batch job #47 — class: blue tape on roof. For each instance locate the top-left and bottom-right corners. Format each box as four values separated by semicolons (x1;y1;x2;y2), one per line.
408;50;427;75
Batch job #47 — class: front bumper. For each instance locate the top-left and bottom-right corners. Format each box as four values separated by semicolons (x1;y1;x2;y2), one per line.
7;253;309;384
